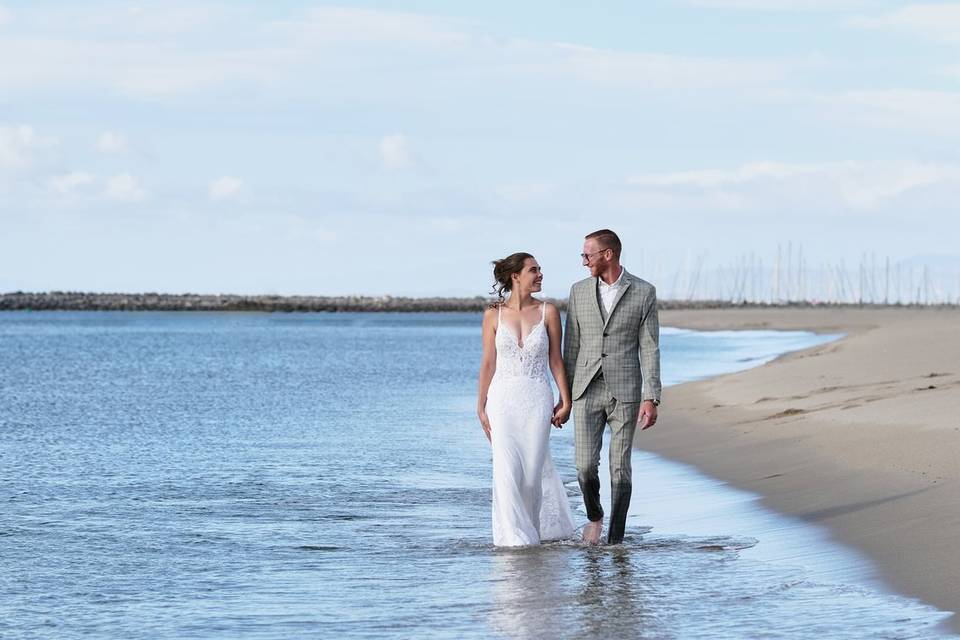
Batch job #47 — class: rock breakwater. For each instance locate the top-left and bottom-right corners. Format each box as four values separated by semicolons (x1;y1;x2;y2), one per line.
2;291;932;312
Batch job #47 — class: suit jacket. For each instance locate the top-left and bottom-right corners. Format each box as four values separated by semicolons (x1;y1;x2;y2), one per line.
563;268;661;403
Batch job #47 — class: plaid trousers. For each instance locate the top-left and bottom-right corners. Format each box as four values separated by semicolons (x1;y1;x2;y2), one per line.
574;373;641;545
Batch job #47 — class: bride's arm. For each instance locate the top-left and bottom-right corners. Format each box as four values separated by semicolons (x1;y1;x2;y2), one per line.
477;307;498;442
544;303;572;427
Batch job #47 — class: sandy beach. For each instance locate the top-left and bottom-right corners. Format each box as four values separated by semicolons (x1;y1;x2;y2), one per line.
643;307;960;630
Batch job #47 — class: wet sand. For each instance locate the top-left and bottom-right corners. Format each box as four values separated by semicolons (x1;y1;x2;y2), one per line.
643;307;960;631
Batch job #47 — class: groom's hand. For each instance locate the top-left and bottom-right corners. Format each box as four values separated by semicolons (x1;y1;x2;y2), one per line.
551;401;571;428
638;401;658;430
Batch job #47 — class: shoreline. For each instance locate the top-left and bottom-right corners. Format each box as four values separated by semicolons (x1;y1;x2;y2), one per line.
643;307;960;631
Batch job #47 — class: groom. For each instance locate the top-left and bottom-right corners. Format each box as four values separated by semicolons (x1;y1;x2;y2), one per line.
562;229;661;545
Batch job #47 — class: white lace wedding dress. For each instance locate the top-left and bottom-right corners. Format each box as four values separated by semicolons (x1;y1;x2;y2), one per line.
486;302;576;546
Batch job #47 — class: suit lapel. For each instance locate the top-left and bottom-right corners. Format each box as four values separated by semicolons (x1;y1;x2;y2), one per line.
589;279;604;324
602;270;633;330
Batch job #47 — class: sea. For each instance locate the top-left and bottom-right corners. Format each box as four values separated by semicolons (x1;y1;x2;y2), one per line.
0;311;954;639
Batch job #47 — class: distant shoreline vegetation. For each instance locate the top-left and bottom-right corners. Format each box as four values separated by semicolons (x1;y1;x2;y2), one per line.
1;292;955;312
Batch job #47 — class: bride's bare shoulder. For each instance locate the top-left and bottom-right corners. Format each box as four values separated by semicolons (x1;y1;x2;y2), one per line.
542;301;561;320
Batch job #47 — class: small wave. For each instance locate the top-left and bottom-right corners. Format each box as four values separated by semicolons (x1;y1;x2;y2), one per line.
294;545;341;551
638;534;759;553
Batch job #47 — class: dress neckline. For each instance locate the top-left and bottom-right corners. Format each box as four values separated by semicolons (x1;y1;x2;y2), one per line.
498;302;545;349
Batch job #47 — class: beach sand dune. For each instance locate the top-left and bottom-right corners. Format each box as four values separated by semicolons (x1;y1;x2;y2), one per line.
643;307;960;630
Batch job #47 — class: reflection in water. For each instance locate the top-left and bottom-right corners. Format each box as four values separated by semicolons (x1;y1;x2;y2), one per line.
489;544;667;639
482;527;952;640
575;546;649;637
490;548;565;638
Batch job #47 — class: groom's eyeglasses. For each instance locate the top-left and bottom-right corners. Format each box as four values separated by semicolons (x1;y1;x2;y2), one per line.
580;249;609;261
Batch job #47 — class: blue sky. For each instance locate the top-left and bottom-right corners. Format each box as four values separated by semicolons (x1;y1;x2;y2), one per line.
2;1;959;297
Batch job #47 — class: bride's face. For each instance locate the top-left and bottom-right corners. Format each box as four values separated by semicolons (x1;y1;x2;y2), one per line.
512;258;543;293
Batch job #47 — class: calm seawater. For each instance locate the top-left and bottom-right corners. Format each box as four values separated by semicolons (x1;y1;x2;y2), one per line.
0;312;953;639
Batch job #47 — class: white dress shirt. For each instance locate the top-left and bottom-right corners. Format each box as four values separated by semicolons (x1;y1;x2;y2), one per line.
598;266;625;315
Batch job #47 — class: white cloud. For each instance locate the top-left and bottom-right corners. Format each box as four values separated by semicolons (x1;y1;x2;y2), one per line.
819;89;960;136
627;162;814;189
96;131;127;154
0;37;279;99
379;134;413;170
688;0;871;10
0;124;57;170
850;4;960;43
0;7;458;99
282;10;804;92
495;182;555;202
23;5;224;35
608;187;749;214
273;7;470;48
428;216;468;233
939;64;960;79
836;163;959;208
277;213;338;242
104;173;147;202
625;160;960;211
208;176;244;200
0;5;804;101
314;228;338;242
110;5;224;35
551;45;792;89
49;171;96;195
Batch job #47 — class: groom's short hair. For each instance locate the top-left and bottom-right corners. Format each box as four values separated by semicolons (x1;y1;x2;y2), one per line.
585;229;622;258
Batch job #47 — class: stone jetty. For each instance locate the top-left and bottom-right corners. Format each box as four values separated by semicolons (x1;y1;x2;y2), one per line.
0;292;496;312
3;291;937;312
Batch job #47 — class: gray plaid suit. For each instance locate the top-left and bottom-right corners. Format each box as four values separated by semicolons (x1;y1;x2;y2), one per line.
563;268;661;543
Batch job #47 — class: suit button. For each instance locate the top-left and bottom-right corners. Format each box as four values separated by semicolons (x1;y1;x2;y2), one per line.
603;333;609;337
601;353;607;358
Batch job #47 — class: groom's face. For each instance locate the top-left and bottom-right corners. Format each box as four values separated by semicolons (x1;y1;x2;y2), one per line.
582;239;611;278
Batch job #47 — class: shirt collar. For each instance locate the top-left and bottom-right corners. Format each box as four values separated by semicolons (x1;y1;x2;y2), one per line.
598;266;625;290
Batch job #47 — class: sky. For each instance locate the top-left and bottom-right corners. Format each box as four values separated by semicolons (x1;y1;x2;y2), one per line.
2;0;959;298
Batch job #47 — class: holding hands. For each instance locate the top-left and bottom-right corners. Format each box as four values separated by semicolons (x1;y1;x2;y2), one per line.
551;401;571;428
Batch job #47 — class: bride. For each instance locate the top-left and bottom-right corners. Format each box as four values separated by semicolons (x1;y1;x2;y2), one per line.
477;252;576;546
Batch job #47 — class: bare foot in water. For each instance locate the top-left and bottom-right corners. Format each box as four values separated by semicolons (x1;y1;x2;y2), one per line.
582;519;602;545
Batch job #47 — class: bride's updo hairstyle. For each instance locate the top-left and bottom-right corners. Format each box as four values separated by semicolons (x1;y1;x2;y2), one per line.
490;252;534;305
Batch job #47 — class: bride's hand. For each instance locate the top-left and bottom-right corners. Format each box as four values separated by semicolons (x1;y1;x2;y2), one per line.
477;408;492;443
551;401;571;428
